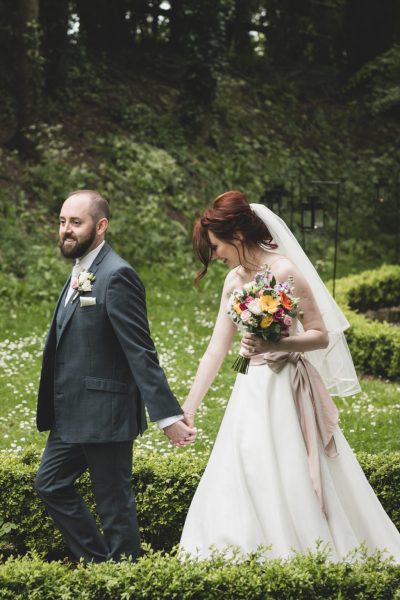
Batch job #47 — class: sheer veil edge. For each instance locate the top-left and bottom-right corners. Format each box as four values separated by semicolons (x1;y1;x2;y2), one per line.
250;203;361;397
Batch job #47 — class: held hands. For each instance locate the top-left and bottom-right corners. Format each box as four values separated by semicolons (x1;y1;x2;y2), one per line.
181;402;196;429
163;419;196;447
241;333;278;358
182;410;195;429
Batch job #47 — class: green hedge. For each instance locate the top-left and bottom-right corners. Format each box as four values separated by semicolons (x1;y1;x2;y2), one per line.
335;265;400;379
0;549;399;600
0;448;398;559
0;448;208;557
341;265;400;312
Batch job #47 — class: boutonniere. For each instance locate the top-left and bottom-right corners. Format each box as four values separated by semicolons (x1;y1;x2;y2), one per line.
72;270;96;301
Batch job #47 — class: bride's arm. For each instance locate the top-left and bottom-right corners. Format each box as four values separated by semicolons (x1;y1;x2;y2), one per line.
182;275;237;422
242;261;329;356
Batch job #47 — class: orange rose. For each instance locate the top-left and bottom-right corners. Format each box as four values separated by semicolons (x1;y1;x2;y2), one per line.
280;292;293;310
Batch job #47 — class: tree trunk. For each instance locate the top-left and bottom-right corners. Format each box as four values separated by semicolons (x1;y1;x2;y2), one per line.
265;0;311;67
228;0;254;63
14;0;42;156
169;0;185;50
40;0;69;95
77;0;131;56
345;0;398;71
104;0;131;54
177;0;227;137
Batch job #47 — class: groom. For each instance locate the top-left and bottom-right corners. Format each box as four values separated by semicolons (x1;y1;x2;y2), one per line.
35;189;196;563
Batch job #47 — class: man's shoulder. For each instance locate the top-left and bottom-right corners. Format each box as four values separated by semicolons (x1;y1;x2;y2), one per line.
103;244;133;269
102;245;140;280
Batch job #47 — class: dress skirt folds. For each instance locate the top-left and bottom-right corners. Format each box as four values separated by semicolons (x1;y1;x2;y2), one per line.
179;357;400;561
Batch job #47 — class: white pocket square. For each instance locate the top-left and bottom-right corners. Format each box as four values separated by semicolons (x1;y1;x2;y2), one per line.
80;296;96;307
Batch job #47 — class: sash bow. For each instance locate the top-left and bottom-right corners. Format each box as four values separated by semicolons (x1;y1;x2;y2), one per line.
254;351;339;515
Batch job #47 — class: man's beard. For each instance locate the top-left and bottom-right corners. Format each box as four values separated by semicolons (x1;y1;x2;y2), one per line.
59;227;97;259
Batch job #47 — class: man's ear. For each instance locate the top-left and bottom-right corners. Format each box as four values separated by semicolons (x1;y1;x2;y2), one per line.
97;218;109;235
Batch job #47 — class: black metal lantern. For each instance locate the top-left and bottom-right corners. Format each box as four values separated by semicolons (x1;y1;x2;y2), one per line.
301;196;325;230
261;183;288;215
376;178;388;204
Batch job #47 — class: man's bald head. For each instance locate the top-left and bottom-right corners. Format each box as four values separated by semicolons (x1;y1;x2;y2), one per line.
59;190;110;259
66;190;111;223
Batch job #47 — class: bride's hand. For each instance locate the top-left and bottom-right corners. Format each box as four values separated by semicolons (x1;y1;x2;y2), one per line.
241;333;277;356
183;412;195;428
181;404;196;428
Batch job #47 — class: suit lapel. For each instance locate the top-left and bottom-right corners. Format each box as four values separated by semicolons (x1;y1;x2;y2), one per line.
57;294;79;345
57;276;72;313
56;278;72;323
56;243;112;347
86;241;112;276
41;275;71;352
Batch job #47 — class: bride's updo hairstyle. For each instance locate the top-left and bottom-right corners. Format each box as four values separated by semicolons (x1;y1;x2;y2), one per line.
193;190;277;284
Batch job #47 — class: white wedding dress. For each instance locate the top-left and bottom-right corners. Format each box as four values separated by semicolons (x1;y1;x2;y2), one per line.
180;339;400;561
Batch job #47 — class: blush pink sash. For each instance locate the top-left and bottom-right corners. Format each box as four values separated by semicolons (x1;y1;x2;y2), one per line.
250;351;339;515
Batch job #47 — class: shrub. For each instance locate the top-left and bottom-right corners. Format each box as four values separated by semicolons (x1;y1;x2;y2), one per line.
335;265;400;379
93;135;195;267
347;44;400;116
357;452;400;536
336;265;400;312
0;448;398;559
0;548;399;599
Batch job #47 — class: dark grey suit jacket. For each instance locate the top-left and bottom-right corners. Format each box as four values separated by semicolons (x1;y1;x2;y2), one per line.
36;242;182;443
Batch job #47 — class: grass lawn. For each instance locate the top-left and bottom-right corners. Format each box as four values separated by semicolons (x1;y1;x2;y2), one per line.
0;265;399;457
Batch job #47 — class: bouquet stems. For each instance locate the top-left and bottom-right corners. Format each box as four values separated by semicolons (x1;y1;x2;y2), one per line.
232;354;250;375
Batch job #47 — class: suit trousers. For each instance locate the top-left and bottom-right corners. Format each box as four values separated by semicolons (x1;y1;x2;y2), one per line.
35;427;140;563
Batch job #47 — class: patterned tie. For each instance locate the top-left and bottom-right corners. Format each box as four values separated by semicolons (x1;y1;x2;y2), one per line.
65;259;83;305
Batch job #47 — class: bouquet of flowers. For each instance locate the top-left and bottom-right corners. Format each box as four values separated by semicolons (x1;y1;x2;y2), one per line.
228;266;300;374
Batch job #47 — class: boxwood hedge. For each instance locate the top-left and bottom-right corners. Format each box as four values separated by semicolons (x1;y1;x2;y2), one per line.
0;548;399;600
0;448;398;559
335;264;400;378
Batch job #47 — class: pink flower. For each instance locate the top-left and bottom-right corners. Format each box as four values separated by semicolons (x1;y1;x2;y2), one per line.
71;278;79;289
240;309;252;323
273;308;285;321
283;314;292;327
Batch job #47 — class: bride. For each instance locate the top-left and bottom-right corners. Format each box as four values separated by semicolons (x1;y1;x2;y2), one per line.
180;190;400;561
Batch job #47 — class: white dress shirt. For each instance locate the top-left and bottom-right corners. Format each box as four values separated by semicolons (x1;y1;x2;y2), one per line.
65;241;105;305
65;241;182;430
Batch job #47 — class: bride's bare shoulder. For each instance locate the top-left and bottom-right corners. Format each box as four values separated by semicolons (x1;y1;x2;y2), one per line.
270;256;299;281
223;268;242;297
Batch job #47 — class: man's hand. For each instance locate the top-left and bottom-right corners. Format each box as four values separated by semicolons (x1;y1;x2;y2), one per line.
163;420;196;447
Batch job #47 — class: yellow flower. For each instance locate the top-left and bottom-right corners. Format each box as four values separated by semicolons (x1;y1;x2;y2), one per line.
234;301;242;314
260;315;273;328
259;294;279;314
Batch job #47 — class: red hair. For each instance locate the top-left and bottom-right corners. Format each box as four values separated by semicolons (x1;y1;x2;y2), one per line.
193;190;277;284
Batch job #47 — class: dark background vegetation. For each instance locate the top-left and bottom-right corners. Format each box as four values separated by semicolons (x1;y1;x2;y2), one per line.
1;0;400;302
